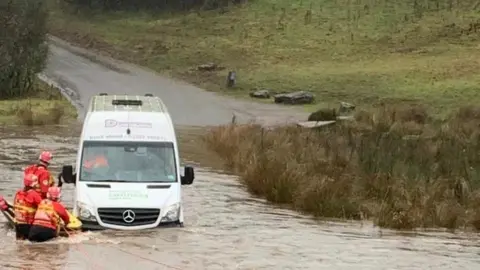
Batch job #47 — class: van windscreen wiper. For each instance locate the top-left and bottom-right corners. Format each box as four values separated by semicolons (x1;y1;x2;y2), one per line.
95;179;131;182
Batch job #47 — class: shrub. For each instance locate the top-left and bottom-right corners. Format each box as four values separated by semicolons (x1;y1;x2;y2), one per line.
205;106;480;230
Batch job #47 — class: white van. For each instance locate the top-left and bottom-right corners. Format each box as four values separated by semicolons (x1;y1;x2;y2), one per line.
60;94;195;230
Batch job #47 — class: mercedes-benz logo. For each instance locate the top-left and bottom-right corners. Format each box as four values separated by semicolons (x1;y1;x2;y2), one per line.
122;210;135;223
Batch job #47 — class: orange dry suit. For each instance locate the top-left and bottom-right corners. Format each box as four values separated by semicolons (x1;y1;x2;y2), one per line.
83;155;109;169
32;199;70;235
13;189;43;224
24;164;55;197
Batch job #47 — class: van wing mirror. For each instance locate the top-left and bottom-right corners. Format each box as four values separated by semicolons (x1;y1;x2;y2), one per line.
181;166;195;185
61;165;75;184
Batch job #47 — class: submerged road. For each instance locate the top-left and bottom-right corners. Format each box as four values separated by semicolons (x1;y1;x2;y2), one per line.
1;127;480;270
0;37;479;270
43;36;308;126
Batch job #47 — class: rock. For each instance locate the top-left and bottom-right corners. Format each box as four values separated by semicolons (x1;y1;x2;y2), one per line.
249;89;271;99
297;120;336;129
197;63;217;71
308;108;337;121
273;91;315;105
338;101;355;114
226;71;236;88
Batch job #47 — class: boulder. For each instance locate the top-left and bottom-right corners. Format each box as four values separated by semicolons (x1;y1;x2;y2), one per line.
308;108;337;121
197;63;217;71
297;121;336;128
249;89;271;99
338;101;355;114
273;91;315;105
226;71;236;88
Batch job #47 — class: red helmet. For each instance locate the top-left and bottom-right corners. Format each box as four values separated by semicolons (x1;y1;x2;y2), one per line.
47;187;61;200
39;151;53;164
23;174;38;187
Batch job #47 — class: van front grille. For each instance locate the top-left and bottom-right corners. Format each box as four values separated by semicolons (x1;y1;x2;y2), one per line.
97;208;160;226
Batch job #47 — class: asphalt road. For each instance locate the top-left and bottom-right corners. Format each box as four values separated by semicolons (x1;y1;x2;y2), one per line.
41;36;308;126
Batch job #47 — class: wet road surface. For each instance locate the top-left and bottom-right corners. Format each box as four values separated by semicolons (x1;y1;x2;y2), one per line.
42;36;308;126
1;38;479;269
1;126;480;270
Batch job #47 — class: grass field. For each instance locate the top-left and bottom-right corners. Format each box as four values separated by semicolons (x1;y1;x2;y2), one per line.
0;80;77;125
48;0;480;116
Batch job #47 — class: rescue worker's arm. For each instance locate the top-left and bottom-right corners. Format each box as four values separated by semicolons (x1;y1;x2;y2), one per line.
37;169;52;194
53;202;70;225
26;191;43;207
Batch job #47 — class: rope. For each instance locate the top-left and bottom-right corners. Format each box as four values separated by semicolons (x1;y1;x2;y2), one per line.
62;228;106;270
110;245;183;270
63;227;182;270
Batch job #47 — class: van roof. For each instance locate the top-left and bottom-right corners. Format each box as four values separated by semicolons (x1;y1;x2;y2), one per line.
82;111;176;141
88;95;168;113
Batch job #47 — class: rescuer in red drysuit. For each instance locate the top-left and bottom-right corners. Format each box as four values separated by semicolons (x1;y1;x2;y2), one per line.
24;151;55;198
28;186;70;242
13;174;43;240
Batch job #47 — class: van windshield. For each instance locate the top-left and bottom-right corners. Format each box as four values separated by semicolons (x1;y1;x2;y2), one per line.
79;141;177;183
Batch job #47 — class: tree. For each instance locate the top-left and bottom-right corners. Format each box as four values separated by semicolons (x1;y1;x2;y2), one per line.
0;0;48;98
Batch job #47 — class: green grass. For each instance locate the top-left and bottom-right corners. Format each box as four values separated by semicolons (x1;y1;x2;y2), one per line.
0;79;78;125
48;0;480;116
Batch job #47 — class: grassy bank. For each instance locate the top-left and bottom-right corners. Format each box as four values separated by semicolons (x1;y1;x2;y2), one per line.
205;105;480;230
0;80;77;125
49;0;480;115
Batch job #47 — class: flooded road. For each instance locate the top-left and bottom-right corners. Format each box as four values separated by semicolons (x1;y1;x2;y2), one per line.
1;126;480;270
3;35;477;269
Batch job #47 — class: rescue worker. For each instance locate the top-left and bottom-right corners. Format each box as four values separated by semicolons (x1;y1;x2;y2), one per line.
28;187;70;243
13;174;43;240
83;151;109;170
82;151;110;181
24;151;55;198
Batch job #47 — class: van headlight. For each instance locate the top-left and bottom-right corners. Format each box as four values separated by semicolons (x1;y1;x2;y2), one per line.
77;202;97;222
161;203;180;222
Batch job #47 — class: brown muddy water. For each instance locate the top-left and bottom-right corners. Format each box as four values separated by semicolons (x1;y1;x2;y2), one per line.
0;125;480;270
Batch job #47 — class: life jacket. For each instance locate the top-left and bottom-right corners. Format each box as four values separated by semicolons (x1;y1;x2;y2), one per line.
83;156;109;169
32;199;60;234
24;164;54;194
13;190;38;224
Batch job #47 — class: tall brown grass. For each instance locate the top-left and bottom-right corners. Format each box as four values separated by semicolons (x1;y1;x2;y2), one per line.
204;105;480;230
15;101;66;126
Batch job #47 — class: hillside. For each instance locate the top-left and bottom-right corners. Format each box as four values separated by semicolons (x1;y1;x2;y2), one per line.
49;0;480;115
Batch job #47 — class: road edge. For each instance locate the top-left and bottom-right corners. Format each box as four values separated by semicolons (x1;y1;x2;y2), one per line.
37;73;83;121
45;35;310;126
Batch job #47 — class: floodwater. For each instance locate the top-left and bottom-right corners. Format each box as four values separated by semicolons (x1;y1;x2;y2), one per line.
0;125;479;270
